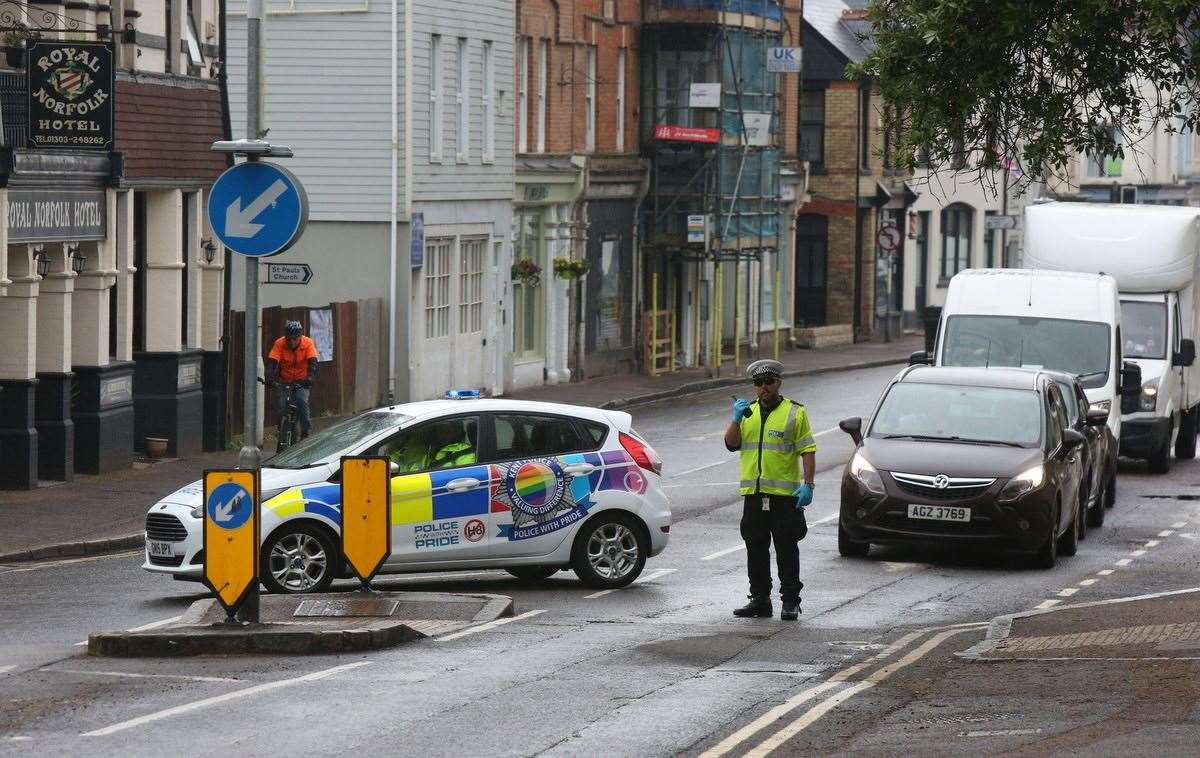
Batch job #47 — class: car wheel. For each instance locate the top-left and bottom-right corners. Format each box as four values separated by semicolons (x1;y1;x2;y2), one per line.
1104;471;1116;509
1149;421;1173;474
1058;500;1080;557
1033;503;1059;569
261;523;337;594
838;523;869;558
571;513;647;590
505;566;561;582
1087;480;1106;528
1176;409;1197;459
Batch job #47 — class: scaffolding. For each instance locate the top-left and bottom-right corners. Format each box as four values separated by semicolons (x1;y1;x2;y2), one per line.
641;0;784;375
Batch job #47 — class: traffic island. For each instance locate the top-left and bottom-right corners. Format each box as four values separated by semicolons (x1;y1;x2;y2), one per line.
88;591;514;657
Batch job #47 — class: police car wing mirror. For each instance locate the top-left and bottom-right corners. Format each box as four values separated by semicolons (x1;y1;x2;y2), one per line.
839;417;863;446
389;460;400;476
908;350;931;366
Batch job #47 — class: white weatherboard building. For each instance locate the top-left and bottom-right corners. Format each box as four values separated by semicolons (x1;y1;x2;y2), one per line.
225;0;515;403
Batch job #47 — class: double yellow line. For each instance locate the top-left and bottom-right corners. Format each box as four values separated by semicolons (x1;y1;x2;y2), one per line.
701;623;986;757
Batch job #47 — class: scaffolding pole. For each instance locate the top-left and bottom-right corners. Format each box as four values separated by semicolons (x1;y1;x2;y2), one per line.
774;265;781;360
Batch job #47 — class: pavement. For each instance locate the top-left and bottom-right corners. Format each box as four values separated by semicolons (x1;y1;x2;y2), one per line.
0;335;921;564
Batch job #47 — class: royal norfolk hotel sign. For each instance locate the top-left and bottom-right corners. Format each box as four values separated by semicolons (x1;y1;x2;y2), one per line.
27;41;114;150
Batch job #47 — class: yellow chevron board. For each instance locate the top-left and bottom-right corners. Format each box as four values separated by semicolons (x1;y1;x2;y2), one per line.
340;456;391;584
391;473;434;525
202;469;260;614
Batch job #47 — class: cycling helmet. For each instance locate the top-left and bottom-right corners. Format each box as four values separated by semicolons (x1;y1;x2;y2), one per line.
284;320;303;337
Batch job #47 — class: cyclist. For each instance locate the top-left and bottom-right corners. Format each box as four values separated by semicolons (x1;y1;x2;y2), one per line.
266;320;319;440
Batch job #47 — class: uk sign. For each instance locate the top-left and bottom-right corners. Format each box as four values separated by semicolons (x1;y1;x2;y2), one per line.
208;161;309;258
203;469;260;614
767;47;802;73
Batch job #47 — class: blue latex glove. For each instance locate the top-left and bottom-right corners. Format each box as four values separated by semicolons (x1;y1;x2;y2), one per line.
793;483;813;509
732;398;751;423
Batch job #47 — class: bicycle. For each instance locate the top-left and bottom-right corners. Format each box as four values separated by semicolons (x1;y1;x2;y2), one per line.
259;378;307;453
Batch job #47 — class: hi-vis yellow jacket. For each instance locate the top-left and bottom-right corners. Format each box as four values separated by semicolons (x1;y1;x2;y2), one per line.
738;397;817;496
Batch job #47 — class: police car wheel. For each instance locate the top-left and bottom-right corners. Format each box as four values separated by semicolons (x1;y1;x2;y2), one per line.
571;513;647;590
261;523;338;594
505;566;560;582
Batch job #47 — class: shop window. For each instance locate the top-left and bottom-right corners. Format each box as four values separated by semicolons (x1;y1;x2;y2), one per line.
940;203;973;281
458;236;485;335
424;237;452;339
513;213;544;358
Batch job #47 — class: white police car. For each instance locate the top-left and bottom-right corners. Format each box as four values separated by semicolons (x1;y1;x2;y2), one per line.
143;395;671;592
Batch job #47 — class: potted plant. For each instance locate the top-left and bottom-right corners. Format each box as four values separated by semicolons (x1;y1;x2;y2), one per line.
511;258;542;287
2;29;30;69
552;257;590;280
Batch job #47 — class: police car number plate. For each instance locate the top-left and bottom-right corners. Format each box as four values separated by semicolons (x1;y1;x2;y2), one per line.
147;540;174;558
907;504;970;523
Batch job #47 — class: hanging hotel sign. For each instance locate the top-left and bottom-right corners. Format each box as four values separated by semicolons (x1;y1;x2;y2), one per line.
7;188;107;243
27;41;115;150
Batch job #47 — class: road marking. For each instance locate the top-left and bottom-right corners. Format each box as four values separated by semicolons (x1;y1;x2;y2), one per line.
961;728;1042;738
808;512;839;526
1057;588;1078;597
585;568;677;598
1035;600;1061;610
52;669;240;684
0;664;15;676
1172;521;1187;529
743;629;970;756
75;615;183;647
1130;550;1147;557
0;550;142;575
1158;530;1175;537
1097;569;1114;576
81;661;370;737
433;609;546;642
664;481;740;489
672;460;730;478
1079;579;1097;586
1116;558;1132;566
4;736;32;742
1144;540;1160;548
702;544;746;562
700;630;928;758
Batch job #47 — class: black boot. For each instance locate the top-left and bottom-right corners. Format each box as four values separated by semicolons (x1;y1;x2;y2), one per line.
733;596;773;618
781;600;801;621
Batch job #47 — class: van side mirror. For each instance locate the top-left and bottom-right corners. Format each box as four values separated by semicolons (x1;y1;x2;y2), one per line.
1174;338;1195;367
1119;361;1143;415
839;417;863;446
390;460;400;476
1085;407;1110;427
908;350;931;366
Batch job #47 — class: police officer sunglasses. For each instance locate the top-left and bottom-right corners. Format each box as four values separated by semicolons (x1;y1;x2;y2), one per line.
753;377;778;387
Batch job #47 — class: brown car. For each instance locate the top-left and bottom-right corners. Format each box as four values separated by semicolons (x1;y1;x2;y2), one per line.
837;366;1105;569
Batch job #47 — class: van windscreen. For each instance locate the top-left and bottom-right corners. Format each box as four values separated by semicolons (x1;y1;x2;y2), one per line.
942;315;1111;389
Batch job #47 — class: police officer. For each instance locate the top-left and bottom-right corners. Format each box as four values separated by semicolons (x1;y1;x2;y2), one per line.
723;359;817;620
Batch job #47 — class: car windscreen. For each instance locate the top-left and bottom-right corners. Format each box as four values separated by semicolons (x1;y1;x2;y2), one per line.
1120;301;1167;360
265;412;410;468
942;315;1111;389
869;383;1042;447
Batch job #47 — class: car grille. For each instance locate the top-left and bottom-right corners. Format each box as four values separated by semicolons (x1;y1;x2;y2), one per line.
145;513;188;542
148;554;185;567
890;472;995;501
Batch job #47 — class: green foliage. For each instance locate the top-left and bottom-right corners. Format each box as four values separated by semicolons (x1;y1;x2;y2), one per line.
849;0;1200;186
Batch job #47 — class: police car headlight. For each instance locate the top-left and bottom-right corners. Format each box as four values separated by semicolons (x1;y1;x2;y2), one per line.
849;451;885;495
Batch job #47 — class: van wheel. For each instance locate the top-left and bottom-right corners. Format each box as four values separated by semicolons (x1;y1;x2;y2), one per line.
1176;409;1197;459
1058;500;1080;557
1149;421;1173;474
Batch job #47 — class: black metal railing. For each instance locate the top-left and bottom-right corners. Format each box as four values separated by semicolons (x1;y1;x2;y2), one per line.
0;69;26;147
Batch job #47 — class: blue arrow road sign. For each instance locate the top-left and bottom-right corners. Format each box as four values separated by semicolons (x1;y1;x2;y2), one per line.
208;161;309;258
206;482;254;530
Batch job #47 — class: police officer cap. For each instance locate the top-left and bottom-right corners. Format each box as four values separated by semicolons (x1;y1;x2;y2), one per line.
747;359;784;380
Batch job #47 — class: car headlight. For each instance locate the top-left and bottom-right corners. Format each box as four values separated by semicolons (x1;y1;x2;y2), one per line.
998;465;1045;503
849;451;885;495
1140;386;1158;412
189;504;203;519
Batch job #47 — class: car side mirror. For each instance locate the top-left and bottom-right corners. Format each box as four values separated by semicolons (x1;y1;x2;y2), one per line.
1085;407;1110;427
839;417;863;446
908;350;930;366
1119;361;1142;414
1063;428;1087;449
1174;338;1196;367
389;460;400;476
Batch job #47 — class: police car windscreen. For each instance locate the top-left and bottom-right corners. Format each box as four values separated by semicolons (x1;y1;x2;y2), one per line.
267;412;410;468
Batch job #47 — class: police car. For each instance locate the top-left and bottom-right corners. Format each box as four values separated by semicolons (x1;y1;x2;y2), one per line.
143;394;671;592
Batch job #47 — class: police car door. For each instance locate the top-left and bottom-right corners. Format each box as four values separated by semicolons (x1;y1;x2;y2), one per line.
485;413;602;559
385;415;491;564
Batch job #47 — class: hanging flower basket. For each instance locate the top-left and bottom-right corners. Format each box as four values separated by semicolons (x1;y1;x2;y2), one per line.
511;259;542;287
552;257;590;280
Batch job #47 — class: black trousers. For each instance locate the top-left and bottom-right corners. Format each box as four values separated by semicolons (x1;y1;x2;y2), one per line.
741;494;807;602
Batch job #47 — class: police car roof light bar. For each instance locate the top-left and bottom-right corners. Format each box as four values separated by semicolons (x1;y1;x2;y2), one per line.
446;389;481;399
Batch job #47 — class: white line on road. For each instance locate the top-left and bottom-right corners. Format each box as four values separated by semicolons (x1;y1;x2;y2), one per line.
1130;549;1147;557
433;609;546;642
1144;540;1160;548
743;629;971;757
52;669;240;684
1035;600;1061;610
701;544;746;561
672;460;730;478
1172;522;1187;529
1097;569;1114;576
0;550;141;575
961;728;1042;738
1079;579;1097;586
1116;558;1132;566
809;512;839;526
0;665;15;676
81;661;370;737
585;568;678;598
1158;530;1175;537
75;615;184;646
1057;588;1078;597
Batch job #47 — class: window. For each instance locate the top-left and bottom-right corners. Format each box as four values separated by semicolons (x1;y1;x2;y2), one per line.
456;38;469;163
1045;391;1064;452
950;137;966;170
799;88;824;171
378;416;481;473
616;48;626;152
430;35;443;161
185;0;204;70
585;46;596;152
482;41;495;163
581;420;608;446
424;237;452;339
1121;301;1167;359
1086;125;1122;177
458;236;486;335
939;203;973;280
536;40;547;153
518;39;529;154
513;213;544;358
858;86;870;170
983;210;996;268
489;415;592;462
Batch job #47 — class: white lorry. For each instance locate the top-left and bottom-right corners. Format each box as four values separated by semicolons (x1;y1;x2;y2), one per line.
1025;202;1200;473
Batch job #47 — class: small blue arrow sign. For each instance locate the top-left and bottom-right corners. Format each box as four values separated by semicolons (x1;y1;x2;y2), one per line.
208;161;309;258
206;482;254;530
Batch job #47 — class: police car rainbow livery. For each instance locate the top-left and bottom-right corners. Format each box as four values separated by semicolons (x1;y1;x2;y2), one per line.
143;397;671;592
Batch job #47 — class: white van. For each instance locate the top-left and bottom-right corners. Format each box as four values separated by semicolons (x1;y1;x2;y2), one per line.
1025;202;1200;473
923;269;1141;507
